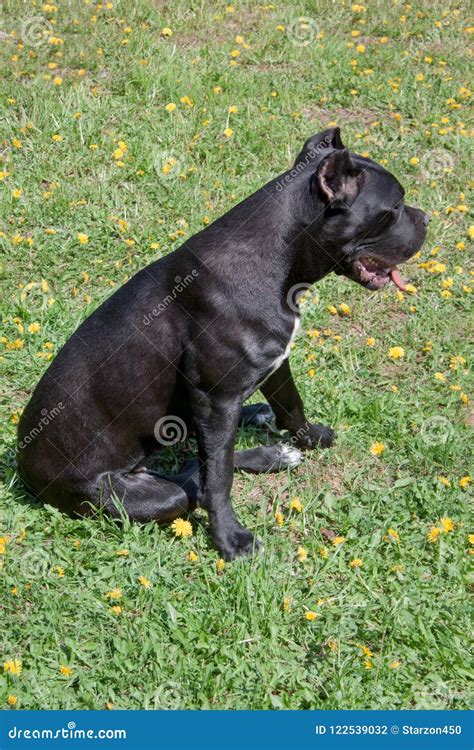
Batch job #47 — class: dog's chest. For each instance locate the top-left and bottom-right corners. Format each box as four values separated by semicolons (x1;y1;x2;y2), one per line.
258;316;300;385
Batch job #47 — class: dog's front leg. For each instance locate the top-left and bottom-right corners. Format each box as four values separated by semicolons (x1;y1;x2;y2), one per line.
260;360;335;449
191;391;260;560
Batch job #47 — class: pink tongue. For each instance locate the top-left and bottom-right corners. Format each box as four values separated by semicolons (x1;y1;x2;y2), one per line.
390;267;407;291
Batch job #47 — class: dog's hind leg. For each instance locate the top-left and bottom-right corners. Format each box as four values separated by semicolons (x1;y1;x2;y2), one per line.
160;444;304;497
91;470;197;522
239;403;276;430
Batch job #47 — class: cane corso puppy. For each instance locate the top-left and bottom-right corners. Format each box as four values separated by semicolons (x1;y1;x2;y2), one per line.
18;128;428;560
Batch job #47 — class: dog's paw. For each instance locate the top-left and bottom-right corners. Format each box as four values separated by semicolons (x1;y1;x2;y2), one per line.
239;403;275;430
213;521;261;561
293;423;336;449
274;444;304;469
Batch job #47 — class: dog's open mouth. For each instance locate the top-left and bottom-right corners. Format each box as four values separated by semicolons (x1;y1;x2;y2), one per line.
352;255;407;291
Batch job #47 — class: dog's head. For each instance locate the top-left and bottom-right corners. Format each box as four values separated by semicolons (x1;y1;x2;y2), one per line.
297;128;429;290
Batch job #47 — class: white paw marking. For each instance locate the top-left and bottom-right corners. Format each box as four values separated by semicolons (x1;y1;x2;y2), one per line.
277;444;304;467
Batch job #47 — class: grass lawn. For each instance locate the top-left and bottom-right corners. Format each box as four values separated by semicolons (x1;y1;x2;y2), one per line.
0;0;473;711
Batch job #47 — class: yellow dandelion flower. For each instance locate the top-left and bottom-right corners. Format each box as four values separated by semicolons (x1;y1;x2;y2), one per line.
59;665;73;676
370;441;385;456
349;558;362;568
105;588;122;600
289;497;303;512
216;558;225;573
468;534;474;545
161;27;173;37
438;476;450;487
77;233;89;244
138;575;151;589
440;517;454;534
388;528;399;542
223;127;233;138
427;526;441;543
366;337;376;346
275;511;284;527
115;549;129;556
388;346;405;359
364;658;373;669
51;134;62;142
297;546;308;562
332;536;345;546
110;605;122;615
3;660;22;676
339;303;351;315
305;611;318;621
327;305;338;315
409;157;420;165
28;322;40;334
319;546;329;558
7;695;17;706
171;518;193;537
164;102;176;113
188;550;198;562
459;475;471;489
283;596;292;612
12;189;23;199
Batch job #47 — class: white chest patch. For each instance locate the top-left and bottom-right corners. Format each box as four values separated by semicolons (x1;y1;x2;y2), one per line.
258;316;301;387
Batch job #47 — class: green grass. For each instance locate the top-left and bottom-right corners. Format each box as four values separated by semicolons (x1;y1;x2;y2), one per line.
1;0;473;710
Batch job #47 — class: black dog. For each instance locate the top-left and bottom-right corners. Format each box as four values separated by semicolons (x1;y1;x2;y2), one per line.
18;128;428;560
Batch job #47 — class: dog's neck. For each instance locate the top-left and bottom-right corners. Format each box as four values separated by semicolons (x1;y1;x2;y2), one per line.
281;179;342;288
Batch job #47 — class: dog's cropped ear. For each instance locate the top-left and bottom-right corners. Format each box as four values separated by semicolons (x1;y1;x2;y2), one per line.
294;127;345;166
315;148;359;205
